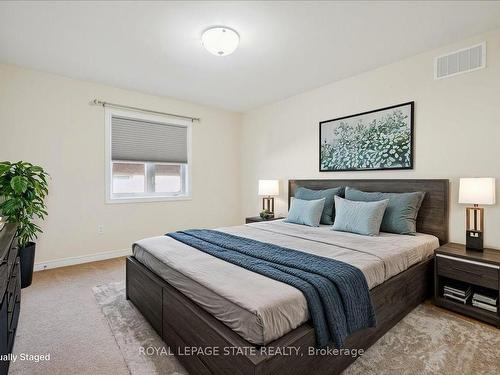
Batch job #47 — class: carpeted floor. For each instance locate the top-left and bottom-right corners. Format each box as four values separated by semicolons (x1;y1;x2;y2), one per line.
11;258;500;375
93;281;500;375
10;258;130;375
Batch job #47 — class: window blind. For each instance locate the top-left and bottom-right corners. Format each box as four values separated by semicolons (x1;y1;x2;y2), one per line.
111;116;188;164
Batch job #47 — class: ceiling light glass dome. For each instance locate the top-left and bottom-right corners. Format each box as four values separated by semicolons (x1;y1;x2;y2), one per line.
202;26;239;56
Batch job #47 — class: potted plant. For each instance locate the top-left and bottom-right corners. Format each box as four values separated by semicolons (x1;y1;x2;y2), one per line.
0;161;48;288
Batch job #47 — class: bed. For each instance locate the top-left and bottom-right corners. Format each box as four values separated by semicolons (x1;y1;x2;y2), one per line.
126;179;449;375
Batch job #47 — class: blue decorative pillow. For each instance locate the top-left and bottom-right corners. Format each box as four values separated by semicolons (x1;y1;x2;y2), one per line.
332;196;389;236
284;198;326;227
345;187;425;235
295;186;344;225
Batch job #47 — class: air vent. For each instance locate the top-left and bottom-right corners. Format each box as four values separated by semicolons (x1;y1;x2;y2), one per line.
434;42;486;80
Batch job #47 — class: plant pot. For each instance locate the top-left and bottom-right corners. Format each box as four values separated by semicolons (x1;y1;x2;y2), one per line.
19;242;36;288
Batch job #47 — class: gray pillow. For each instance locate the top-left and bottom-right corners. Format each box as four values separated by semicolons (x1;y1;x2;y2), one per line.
332;196;389;236
345;187;425;235
294;186;344;225
284;198;326;227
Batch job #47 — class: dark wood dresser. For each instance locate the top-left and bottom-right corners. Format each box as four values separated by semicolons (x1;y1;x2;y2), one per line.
0;224;21;375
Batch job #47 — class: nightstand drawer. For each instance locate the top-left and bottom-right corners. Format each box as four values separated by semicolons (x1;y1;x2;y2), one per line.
436;254;499;290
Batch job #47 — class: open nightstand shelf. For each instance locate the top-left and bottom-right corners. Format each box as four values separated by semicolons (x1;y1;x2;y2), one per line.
434;243;500;327
434;295;499;325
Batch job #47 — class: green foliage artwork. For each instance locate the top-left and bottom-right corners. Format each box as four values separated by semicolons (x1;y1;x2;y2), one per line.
320;103;413;171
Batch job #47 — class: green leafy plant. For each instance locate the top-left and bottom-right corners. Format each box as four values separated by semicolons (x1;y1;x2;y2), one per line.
259;209;274;220
0;161;49;248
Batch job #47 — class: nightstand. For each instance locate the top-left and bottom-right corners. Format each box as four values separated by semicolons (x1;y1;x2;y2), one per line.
434;243;500;327
245;216;285;224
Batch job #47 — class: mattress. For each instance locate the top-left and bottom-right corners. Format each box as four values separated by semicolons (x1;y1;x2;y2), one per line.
133;220;439;345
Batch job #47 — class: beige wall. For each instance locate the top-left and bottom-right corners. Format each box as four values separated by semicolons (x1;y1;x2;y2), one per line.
241;28;500;249
0;64;242;264
2;27;500;265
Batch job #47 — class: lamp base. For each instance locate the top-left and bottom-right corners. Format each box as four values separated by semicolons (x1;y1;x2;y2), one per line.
262;197;275;216
466;230;483;251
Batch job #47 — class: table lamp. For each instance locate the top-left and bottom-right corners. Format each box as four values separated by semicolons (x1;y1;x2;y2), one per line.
258;180;279;218
459;178;496;251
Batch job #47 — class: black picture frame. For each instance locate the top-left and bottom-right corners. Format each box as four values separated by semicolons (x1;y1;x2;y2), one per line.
319;101;414;172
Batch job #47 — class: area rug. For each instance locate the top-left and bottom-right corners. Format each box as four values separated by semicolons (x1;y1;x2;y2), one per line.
93;281;500;375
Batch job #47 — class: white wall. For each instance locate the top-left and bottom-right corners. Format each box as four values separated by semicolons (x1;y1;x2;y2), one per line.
0;64;242;264
241;28;500;249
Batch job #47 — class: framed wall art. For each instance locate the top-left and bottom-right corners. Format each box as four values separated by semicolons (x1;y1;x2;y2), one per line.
319;102;414;172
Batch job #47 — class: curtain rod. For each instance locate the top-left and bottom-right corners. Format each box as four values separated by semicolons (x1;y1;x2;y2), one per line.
91;99;200;122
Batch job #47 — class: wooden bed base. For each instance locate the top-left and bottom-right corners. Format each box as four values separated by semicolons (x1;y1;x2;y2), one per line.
126;255;434;375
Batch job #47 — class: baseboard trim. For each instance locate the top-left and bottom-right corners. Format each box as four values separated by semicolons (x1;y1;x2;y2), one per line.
34;248;132;271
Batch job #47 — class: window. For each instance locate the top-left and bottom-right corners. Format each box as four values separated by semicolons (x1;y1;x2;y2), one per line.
105;108;191;202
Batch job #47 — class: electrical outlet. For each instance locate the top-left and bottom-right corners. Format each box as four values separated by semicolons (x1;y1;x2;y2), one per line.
97;225;104;234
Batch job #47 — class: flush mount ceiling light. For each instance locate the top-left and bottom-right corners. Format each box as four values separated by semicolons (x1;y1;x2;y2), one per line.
202;26;239;56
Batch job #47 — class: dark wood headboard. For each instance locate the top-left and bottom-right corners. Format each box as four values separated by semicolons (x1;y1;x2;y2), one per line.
288;179;449;245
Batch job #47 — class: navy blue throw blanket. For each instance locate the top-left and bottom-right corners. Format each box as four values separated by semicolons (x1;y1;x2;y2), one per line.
166;229;376;348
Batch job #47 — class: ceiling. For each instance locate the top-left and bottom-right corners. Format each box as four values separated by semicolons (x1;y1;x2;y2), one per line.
1;1;500;112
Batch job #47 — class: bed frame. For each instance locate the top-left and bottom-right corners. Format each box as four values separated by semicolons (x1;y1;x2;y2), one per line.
126;179;449;375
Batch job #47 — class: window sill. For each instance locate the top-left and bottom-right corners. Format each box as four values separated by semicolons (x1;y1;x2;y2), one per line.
106;195;192;204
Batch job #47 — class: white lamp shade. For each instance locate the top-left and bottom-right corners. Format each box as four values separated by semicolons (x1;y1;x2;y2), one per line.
459;178;496;205
258;180;279;196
